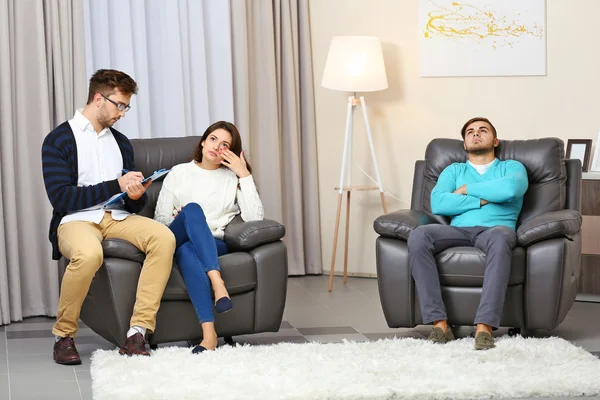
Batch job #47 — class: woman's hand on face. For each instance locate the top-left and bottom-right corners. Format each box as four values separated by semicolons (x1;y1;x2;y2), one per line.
220;149;250;178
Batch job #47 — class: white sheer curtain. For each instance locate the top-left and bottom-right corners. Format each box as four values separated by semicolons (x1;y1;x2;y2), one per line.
82;0;234;139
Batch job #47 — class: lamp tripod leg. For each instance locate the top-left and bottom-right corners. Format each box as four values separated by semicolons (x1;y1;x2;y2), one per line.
359;96;388;214
329;96;354;292
328;193;343;292
343;191;351;284
380;191;388;214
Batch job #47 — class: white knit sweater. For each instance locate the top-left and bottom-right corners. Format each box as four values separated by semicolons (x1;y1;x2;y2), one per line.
154;161;264;239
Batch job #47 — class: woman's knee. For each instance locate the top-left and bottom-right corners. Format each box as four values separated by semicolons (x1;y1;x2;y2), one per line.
181;203;206;219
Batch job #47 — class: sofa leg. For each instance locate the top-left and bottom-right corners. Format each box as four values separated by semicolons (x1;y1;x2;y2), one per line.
150;344;158;350
508;328;521;337
224;336;236;346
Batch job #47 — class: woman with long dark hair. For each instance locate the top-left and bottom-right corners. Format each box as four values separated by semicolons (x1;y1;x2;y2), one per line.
154;121;263;353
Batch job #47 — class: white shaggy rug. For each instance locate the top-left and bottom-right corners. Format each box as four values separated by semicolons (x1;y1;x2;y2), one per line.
90;336;600;400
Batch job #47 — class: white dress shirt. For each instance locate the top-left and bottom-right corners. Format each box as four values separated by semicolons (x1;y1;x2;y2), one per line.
61;110;131;225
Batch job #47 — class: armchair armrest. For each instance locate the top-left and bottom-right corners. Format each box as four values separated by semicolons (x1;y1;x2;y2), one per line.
373;210;440;240
517;209;582;247
102;239;146;264
224;216;286;252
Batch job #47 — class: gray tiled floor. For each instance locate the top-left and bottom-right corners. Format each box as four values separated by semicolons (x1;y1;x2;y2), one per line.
1;275;599;399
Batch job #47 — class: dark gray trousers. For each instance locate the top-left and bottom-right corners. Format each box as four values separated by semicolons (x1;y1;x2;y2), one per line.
407;224;517;328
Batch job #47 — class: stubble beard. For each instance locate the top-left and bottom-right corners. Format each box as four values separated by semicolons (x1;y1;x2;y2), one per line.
467;143;495;156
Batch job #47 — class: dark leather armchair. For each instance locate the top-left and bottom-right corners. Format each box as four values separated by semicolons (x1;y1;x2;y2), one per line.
373;138;582;331
58;136;288;346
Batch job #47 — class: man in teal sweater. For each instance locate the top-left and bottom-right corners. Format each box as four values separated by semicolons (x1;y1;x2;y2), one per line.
407;117;528;350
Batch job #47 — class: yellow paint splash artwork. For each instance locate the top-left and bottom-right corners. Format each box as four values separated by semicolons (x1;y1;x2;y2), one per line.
424;1;544;49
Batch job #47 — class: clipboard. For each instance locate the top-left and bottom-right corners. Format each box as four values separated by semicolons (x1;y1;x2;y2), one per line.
141;168;170;184
80;168;171;211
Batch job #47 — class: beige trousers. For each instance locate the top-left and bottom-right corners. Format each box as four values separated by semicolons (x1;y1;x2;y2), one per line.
53;212;175;337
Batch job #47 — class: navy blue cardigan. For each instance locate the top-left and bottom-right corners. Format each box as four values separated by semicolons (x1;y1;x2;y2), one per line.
41;122;147;259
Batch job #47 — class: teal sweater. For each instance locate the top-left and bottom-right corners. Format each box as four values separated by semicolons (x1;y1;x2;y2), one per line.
430;159;528;230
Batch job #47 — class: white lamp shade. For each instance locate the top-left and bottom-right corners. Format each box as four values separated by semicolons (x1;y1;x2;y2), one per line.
321;36;388;92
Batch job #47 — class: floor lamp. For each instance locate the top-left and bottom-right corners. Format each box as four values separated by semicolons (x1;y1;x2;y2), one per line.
321;36;389;292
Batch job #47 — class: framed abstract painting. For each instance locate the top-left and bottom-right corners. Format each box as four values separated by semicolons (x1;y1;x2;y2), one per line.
419;0;546;77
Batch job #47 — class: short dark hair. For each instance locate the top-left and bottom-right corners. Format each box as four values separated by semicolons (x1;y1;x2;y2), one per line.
461;117;497;139
86;69;138;104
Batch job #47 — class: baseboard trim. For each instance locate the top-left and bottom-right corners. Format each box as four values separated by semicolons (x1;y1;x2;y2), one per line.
576;293;600;303
330;271;377;279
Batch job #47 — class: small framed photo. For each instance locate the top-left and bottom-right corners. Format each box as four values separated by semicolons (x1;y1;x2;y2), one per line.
566;139;593;172
590;130;600;172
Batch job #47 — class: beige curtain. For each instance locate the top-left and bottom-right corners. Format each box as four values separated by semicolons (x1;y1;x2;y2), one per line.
0;0;86;324
230;0;322;275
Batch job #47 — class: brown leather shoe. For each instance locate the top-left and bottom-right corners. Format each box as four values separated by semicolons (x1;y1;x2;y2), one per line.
119;332;150;357
53;337;82;365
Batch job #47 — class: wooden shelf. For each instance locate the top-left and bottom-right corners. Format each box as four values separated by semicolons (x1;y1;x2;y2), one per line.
581;179;600;295
582;172;600;180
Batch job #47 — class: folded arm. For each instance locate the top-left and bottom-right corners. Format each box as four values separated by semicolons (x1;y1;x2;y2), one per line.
431;165;482;216
466;161;528;203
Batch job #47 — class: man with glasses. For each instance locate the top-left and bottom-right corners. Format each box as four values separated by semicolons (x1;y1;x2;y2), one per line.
41;69;175;365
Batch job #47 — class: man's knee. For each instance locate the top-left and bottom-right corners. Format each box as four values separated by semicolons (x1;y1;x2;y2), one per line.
485;226;517;248
67;244;104;275
153;223;176;249
407;226;430;251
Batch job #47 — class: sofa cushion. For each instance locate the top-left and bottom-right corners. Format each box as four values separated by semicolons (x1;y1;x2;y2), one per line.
162;252;257;301
516;209;581;247
103;239;145;264
224;218;286;251
373;210;441;240
435;246;526;286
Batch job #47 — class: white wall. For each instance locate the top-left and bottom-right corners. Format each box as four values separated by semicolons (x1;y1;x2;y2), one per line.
309;0;600;276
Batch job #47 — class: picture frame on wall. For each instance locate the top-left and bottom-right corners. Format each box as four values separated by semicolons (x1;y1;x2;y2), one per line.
566;139;593;172
590;130;600;172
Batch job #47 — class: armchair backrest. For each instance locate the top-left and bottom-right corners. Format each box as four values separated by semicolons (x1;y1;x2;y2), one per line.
411;138;580;226
130;136;200;218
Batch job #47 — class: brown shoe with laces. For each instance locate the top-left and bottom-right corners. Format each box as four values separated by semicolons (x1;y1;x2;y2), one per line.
53;337;82;365
119;332;150;356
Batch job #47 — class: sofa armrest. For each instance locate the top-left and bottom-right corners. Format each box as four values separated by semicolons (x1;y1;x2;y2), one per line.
224;217;286;252
102;239;146;264
517;209;582;247
373;210;440;240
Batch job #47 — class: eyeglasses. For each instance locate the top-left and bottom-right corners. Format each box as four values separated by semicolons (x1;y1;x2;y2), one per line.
100;93;131;112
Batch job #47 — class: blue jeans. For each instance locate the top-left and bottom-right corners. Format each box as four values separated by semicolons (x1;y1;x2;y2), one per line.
169;203;228;323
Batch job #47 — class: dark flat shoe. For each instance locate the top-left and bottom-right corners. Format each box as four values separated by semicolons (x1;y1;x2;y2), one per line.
192;345;207;354
215;297;233;314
